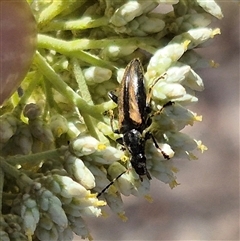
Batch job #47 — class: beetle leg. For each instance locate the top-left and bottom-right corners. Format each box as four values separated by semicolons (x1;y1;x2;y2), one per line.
145;132;170;160
108;90;118;103
150;101;173;118
115;137;124;146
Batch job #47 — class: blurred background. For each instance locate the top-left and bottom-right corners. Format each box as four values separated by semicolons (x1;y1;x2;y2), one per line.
76;2;239;240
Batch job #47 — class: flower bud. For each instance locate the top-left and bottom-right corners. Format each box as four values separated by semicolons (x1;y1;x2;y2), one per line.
0;230;10;241
83;66;112;84
196;0;223;19
68;215;90;239
0;113;18;144
29;118;54;144
53;175;90;198
23;103;41;120
12;123;33;154
65;152;95;189
70;135;99;156
49;114;68;138
110;1;143;27
36;223;58;241
45;194;68;230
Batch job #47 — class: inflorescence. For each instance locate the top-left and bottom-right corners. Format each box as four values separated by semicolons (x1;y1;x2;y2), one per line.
0;1;222;240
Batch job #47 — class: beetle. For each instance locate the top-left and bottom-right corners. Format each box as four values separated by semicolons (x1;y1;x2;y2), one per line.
97;58;171;197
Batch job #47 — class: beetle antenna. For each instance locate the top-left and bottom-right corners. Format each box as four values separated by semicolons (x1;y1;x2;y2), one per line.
97;171;126;198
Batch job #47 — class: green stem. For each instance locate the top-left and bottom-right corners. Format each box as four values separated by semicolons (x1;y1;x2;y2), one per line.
38;34;159;51
6;147;66;166
71;58;109;142
71;58;93;104
43;78;55;109
0;157;34;186
34;51;103;120
95;100;117;112
41;16;108;32
37;34;159;58
12;70;42;118
71;57;98;139
42;78;62;117
37;35;117;70
58;0;87;17
37;0;87;28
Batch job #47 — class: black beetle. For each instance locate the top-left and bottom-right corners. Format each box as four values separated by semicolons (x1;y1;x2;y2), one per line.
97;58;171;197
